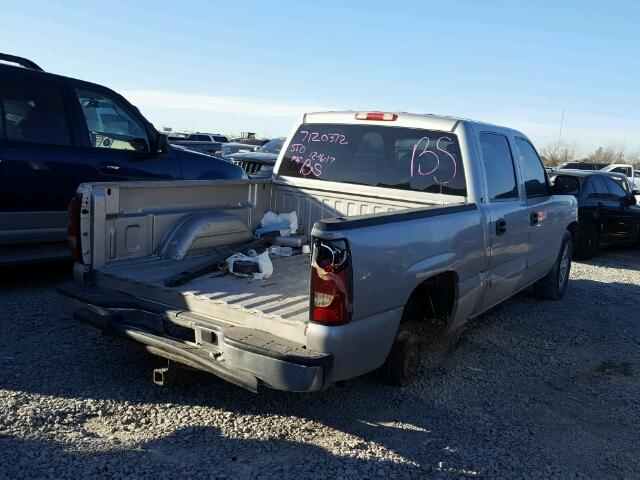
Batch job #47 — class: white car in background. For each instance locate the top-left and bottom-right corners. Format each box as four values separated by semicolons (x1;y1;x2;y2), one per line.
602;164;640;199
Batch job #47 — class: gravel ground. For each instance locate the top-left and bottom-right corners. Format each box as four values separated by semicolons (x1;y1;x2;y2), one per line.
1;249;639;479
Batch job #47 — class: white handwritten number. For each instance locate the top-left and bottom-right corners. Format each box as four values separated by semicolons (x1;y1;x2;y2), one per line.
297;131;349;145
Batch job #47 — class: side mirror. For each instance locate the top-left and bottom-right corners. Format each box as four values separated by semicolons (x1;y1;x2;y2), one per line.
155;133;170;154
632;189;640;196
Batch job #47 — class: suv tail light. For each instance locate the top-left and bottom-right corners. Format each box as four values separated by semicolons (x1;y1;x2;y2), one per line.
214;150;223;157
310;238;352;325
67;195;83;263
355;112;398;121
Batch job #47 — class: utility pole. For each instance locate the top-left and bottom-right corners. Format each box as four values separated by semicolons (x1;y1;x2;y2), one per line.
558;109;565;146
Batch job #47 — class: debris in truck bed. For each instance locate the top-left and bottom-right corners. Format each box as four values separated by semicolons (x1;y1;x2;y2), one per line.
227;250;273;280
255;210;299;238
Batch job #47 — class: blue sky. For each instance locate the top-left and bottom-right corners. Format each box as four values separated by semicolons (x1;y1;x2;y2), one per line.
5;0;640;152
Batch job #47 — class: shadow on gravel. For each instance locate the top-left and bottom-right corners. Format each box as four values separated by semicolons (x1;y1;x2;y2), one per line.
1;423;428;478
0;260;73;289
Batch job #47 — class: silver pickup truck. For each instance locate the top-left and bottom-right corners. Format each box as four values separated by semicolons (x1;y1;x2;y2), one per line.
59;111;578;392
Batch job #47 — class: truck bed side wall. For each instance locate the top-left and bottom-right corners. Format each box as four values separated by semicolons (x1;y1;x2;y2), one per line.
82;179;273;267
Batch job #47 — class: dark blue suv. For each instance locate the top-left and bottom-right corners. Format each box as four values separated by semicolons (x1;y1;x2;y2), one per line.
0;54;245;264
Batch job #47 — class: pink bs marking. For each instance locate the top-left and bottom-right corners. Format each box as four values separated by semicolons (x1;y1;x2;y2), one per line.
410;137;439;177
433;136;457;185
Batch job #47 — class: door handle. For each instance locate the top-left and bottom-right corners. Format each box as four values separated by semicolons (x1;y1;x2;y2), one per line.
496;219;507;235
530;212;539;225
102;164;121;171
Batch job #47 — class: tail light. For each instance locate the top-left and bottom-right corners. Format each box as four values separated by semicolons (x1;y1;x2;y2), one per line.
67;195;83;263
310;238;352;325
214;150;223;157
355;112;398;121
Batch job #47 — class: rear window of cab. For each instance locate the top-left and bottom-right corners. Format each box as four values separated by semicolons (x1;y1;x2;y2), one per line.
279;124;467;196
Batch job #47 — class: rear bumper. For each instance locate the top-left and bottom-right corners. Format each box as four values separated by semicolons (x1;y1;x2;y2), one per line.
58;282;331;393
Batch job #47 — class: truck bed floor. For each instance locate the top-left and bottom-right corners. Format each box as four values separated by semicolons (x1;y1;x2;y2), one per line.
94;252;311;338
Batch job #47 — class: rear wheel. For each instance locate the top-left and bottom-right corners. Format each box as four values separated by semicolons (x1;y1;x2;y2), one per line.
381;329;421;386
575;223;599;259
533;231;572;300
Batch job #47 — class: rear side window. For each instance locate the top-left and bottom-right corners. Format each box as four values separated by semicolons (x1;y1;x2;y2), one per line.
582;176;608;198
515;138;548;198
279;124;467;196
605;177;628;200
479;133;518;200
0;77;71;146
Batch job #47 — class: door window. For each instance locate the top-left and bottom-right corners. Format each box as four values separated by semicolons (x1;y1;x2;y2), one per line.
479;133;518;200
515;138;548;198
0;78;71;146
75;88;149;152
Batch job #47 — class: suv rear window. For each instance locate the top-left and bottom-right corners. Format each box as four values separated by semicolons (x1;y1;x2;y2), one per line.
279;124;466;196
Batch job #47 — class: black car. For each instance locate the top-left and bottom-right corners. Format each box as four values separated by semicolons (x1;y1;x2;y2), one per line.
0;53;245;264
550;170;640;258
227;137;285;178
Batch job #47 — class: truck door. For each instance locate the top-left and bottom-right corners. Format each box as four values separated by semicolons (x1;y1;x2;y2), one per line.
0;74;90;245
476;133;530;312
71;86;181;181
514;138;563;284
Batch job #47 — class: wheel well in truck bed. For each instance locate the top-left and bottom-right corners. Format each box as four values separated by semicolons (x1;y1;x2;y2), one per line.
401;272;457;334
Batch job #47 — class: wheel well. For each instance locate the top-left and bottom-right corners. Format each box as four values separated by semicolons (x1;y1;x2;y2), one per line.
401;271;457;335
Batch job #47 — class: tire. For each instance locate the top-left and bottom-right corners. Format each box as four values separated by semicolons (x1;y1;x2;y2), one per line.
575;223;599;259
381;329;421;386
533;231;573;300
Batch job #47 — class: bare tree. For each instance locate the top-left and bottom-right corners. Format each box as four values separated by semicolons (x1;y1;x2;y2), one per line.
585;144;628;164
539;141;579;167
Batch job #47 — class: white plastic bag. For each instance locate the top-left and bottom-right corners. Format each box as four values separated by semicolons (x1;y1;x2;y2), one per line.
226;251;273;280
278;211;298;236
259;210;298;237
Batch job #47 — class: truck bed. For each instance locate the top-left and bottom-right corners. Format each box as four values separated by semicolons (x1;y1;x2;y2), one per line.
93;252;311;344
